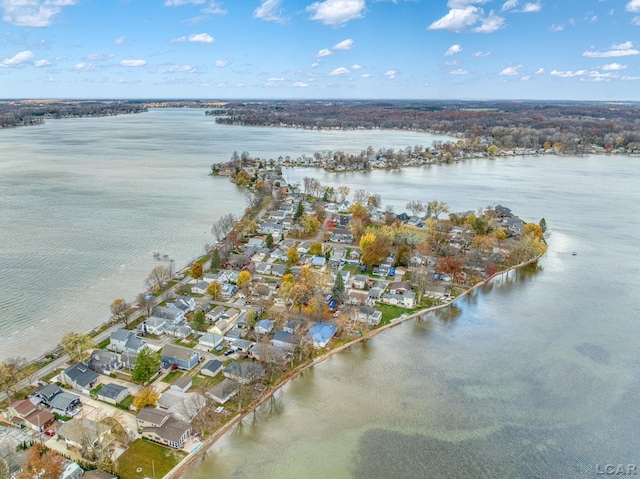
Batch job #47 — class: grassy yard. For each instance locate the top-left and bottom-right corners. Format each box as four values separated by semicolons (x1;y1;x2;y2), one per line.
115;439;187;479
376;303;416;325
162;370;183;384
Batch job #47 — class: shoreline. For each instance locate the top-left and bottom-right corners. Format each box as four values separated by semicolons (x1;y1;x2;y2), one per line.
163;253;544;479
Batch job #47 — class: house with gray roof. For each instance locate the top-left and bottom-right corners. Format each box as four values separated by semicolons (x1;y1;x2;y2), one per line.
271;264;286;277
61;363;99;394
200;359;223;377
191;281;210;295
96;383;129;405
109;328;147;353
198;332;224;350
48;391;82;417
271;331;298;351
255;319;275;334
137;408;192;449
161;344;200;371
206;379;238;404
170;376;192;393
205;305;226;322
87;349;120;375
150;306;184;323
222;361;265;384
141;316;167;336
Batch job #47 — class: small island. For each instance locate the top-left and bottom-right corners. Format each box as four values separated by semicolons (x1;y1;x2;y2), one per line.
0;154;546;479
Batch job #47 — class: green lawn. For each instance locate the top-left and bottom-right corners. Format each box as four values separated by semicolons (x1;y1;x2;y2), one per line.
376;303;416;325
116;439;187;479
162;370;183;384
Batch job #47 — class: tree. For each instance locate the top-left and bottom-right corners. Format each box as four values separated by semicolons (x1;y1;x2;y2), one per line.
209;248;222;271
300;215;320;235
359;232;377;253
309;242;323;256
237;271;252;288
137;293;154;317
539;217;547;234
60;332;95;362
353;189;368;204
16;443;64;479
287;247;299;265
367;194;381;209
110;298;132;327
265;233;274;249
211;213;236;243
190;262;203;280
146;265;171;292
521;223;544;241
337;185;350;203
436;256;464;279
332;271;345;304
191;310;207;332
427;200;449;219
294;201;304;220
131;348;161;383
362;241;389;266
406;200;424;217
133;386;159;410
395;244;411;267
0;357;26;400
206;280;222;300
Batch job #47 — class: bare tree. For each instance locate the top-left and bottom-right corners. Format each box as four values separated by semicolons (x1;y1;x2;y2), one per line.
406;200;425;217
110;298;132;327
145;265;171;292
337;185;350;203
353;188;368;204
136;293;154;317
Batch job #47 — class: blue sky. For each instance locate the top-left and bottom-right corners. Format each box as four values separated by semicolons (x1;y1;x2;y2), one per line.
1;0;640;100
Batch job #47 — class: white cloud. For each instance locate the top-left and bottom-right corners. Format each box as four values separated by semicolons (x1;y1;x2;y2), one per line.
450;68;468;75
171;33;215;43
549;24;563;32
120;59;147;67
292;81;309;87
447;0;490;7
34;59;51;67
520;75;530;80
535;67;544;74
499;64;521;75
165;65;196;73
351;64;362;70
311;61;320;68
621;75;640;80
385;70;396;78
602;63;627;70
316;48;333;58
474;11;504;33
84;53;115;61
253;0;285;23
473;51;490;57
329;66;350;75
444;44;462;56
73;62;100;71
333;38;354;50
501;0;518;11
521;2;541;13
215;59;228;67
583;41;640;57
114;36;126;45
550;69;588;78
632;17;640;25
429;6;480;32
626;0;640;12
306;0;366;26
164;0;205;5
0;50;34;67
0;0;78;27
201;2;227;14
360;73;370;78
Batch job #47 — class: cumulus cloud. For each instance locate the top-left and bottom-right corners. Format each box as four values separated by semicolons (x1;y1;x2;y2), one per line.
165;65;196;73
626;0;640;12
499;64;521;75
329;66;350;75
171;33;215;43
549;24;563;32
444;44;463;56
474;11;504;32
120;59;147;67
583;41;640;57
0;50;34;67
333;38;354;50
34;59;51;67
215;59;228;67
73;62;100;71
521;2;541;13
292;81;309;87
385;70;396;78
429;4;504;33
0;0;78;27
84;53;115;61
602;62;627;70
549;69;619;82
253;0;285;23
351;64;362;70
311;61;320;68
535;67;544;74
316;48;333;58
360;73;370;78
114;36;126;45
306;0;366;26
450;68;468;74
473;51;490;57
501;0;518;11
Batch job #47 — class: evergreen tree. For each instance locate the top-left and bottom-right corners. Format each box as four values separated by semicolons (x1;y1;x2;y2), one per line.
265;233;274;249
210;248;221;270
332;272;345;304
294;201;304;221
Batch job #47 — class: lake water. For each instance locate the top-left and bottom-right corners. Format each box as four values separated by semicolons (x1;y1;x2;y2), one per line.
185;157;640;478
0;108;448;360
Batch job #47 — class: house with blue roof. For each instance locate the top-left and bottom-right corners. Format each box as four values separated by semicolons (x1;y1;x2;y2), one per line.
308;322;337;348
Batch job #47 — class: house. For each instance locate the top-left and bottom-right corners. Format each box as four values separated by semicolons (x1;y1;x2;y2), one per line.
225;329;246;342
200;359;224;377
222;361;265;384
161;344;201;371
403;291;416;308
137;408;192;449
368;287;385;301
220;283;238;298
330;228;353;244
49;392;82;416
150;306;185;324
87;350;120;375
158;391;206;422
30;384;61;405
167;295;196;313
311;256;326;267
255;262;271;275
3;399;37;424
235;311;250;329
191;281;210;295
297;241;312;254
353;274;369;289
307;322;338;348
141;316;167;336
170;376;192;393
271;331;297;351
389;281;412;295
247;237;266;248
355;306;382;326
164;324;193;339
251;343;289;362
198;332;224;350
203;273;226;284
206;379;238;404
4;399;55;432
61;462;86;479
229;339;254;353
96;383;129;405
23;409;56;433
61;363;99;394
347;290;369;306
205;305;226;322
109;328;134;352
255;319;275;334
283;319;303;334
56;418;109;452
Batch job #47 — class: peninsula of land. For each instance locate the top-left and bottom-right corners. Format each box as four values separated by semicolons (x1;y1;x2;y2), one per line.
0;151;547;479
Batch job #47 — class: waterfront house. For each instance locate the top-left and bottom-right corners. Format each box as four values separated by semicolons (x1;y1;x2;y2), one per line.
222;361;265;384
251;343;289;363
308;322;338;348
61;363;99;394
355;306;383;327
161;344;200;371
206;379;238;404
389;281;412;295
96;383;129;405
158;391;206;422
150;306;185;324
200;359;224;377
87;349;120;375
271;331;298;351
137;408;192;449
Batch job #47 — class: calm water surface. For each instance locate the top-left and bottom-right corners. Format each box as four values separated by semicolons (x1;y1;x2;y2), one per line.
185;156;640;478
0;109;448;360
